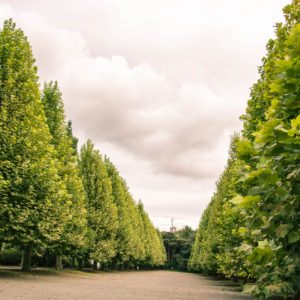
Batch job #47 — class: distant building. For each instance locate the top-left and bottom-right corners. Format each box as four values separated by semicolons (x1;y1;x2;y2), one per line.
170;218;177;233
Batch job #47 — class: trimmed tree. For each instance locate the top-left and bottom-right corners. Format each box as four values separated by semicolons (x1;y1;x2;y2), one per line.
0;20;68;271
42;81;87;269
79;140;118;269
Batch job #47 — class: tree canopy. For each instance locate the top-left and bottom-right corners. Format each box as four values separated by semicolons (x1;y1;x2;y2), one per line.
189;1;300;299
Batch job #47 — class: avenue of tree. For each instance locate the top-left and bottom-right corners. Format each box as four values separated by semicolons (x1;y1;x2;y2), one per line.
0;19;166;271
189;1;300;299
0;1;299;299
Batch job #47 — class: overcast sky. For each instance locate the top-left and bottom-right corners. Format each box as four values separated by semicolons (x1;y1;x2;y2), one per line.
0;0;290;230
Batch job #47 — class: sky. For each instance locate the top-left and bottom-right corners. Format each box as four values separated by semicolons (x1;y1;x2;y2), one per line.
0;0;290;230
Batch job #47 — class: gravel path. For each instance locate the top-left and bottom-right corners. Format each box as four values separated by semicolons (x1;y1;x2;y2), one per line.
0;269;252;300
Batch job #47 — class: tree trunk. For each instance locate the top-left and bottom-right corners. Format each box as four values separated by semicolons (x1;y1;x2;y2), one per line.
45;252;49;268
93;260;98;270
71;257;75;269
77;258;83;271
20;252;24;268
168;246;171;263
21;245;31;272
55;255;63;270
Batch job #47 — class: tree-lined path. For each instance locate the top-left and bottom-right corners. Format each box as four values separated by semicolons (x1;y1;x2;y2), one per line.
0;270;251;300
0;0;299;299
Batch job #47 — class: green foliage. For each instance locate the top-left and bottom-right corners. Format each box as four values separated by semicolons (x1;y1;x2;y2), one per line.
0;19;163;272
0;19;68;258
0;248;22;265
189;135;247;277
163;226;195;271
138;201;166;267
238;19;300;298
79;140;118;264
105;158;165;269
66;120;79;155
190;1;300;298
104;158;140;266
42;81;88;259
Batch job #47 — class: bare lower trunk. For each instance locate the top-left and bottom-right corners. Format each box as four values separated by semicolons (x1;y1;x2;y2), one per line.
21;245;31;272
20;253;23;268
55;255;63;270
77;258;83;270
71;257;75;268
93;260;98;270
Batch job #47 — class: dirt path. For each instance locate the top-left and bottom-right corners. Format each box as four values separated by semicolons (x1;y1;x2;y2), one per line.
0;269;252;300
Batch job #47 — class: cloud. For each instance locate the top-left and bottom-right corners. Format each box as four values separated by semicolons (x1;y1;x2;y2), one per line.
0;0;290;227
15;13;234;179
0;2;14;19
59;59;235;178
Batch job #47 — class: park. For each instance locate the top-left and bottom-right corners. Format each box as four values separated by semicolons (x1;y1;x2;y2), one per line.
0;1;299;299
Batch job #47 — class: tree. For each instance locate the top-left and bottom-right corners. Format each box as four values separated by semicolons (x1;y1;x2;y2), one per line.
104;158;145;269
188;135;244;275
79;140;118;269
190;1;300;298
237;19;300;298
163;226;195;271
42;81;87;269
0;19;68;271
122;191;146;267
138;201;166;268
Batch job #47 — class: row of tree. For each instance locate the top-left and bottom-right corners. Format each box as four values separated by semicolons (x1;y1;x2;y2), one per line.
189;1;300;299
0;19;166;271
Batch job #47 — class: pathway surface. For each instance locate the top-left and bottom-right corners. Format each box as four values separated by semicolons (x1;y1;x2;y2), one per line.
0;269;252;300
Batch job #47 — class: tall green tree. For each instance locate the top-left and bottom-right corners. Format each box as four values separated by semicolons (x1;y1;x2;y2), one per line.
237;19;300;298
163;226;194;271
189;135;243;275
0;19;68;271
105;158;165;269
190;1;300;298
105;158;145;269
42;81;87;269
138;201;166;268
189;207;211;272
79;141;118;268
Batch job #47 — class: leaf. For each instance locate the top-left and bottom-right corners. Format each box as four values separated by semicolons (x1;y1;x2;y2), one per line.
243;284;257;295
276;224;290;238
289;114;300;136
231;195;260;209
237;138;256;160
288;232;300;244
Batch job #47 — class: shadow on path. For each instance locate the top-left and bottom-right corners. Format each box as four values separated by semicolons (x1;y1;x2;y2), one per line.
182;272;252;299
0;266;101;280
